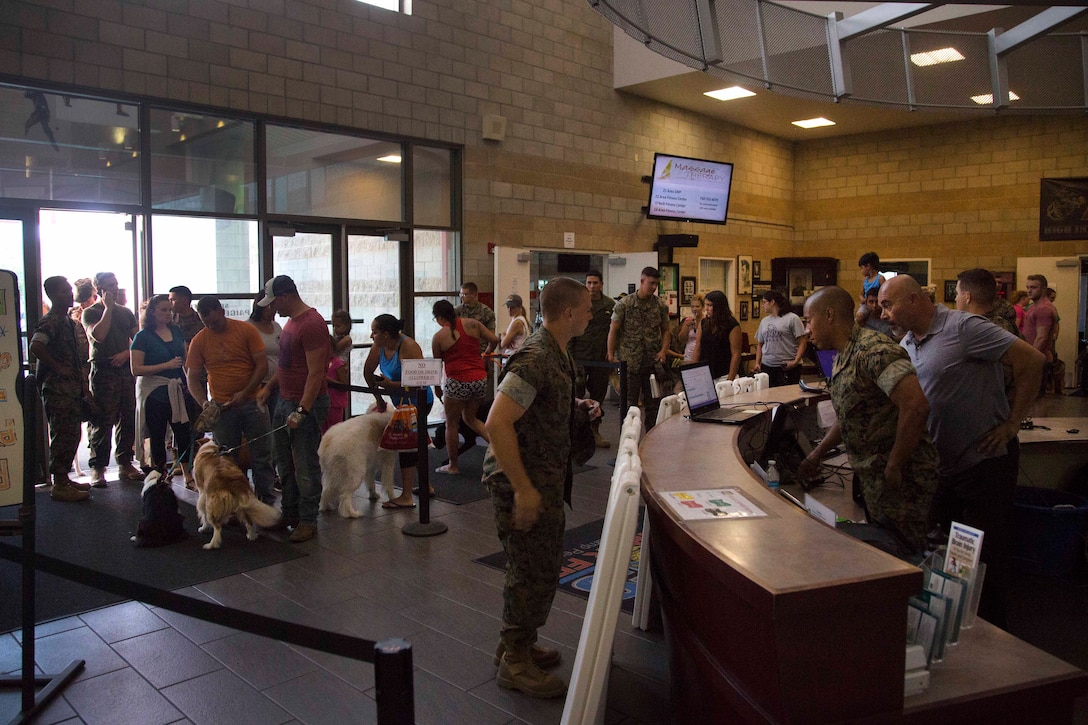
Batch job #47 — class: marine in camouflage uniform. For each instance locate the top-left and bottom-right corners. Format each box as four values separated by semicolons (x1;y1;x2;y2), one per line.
32;306;85;479
482;325;574;659
828;326;938;550
569;289;614;405
82;277;141;479
609;290;670;426
455;296;497;395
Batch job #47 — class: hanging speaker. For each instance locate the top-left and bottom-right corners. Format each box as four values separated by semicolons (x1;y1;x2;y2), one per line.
482;114;507;142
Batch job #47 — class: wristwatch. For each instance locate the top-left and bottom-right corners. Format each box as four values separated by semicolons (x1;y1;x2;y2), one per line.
295;405;309;416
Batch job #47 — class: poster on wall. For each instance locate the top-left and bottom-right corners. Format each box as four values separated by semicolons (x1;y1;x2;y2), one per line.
1040;177;1088;240
737;256;752;295
0;270;24;507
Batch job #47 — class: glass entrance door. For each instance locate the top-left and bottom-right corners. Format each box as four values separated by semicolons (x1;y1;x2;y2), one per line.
0;212;31;364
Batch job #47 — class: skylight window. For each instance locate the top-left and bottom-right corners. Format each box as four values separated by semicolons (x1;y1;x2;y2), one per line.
704;86;756;102
910;47;965;67
791;117;836;129
356;0;411;15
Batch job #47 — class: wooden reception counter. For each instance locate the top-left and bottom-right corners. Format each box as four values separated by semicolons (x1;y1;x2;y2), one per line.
639;387;1088;724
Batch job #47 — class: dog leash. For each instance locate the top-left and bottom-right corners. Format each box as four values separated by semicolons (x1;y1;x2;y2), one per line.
217;423;289;456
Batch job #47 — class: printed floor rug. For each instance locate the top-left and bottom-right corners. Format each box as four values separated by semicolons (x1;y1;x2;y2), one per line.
474;513;644;613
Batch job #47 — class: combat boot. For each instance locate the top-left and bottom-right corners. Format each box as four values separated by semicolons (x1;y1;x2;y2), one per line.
591;419;610;448
497;651;567;698
52;474;91;492
493;641;561;669
50;482;90;502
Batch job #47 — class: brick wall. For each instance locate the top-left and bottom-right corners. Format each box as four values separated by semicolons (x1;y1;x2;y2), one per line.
794;115;1088;289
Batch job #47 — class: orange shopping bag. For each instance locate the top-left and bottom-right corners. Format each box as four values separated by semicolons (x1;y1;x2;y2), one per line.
379;403;420;451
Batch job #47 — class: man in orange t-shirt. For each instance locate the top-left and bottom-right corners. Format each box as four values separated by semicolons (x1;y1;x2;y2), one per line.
186;296;276;504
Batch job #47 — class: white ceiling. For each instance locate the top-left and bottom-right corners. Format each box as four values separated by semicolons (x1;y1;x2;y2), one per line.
613;3;1088;142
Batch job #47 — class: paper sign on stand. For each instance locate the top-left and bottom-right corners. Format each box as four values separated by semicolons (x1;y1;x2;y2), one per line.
401;358;443;387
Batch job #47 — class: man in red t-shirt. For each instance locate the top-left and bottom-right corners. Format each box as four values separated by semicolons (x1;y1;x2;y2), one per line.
258;275;330;543
186;296;275;504
1022;274;1057;396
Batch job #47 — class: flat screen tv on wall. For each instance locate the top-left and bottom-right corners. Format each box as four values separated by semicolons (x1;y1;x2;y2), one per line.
645;153;734;225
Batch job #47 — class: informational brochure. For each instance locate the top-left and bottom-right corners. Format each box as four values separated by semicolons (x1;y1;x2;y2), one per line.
944;521;984;579
659;488;767;521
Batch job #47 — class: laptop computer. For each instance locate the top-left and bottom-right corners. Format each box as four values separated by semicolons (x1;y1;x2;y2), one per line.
799;349;838;393
679;361;764;425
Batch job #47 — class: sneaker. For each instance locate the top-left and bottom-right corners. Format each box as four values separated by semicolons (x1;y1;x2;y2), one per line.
497;653;567;698
493;641;561;669
50;483;90;502
90;468;108;488
288;522;317;543
118;463;146;481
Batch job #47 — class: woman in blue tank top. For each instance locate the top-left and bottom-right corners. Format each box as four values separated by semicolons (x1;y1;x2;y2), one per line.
363;314;434;508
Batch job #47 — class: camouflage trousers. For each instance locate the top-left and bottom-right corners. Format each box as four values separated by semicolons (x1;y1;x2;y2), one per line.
41;392;81;475
88;365;137;469
490;480;565;652
624;361;660;428
575;362;611;410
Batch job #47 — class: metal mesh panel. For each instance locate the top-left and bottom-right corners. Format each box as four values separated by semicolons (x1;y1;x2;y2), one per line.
712;0;763;70
641;0;706;68
844;28;910;106
593;0;648;42
905;30;992;109
1007;34;1085;109
758;1;833;96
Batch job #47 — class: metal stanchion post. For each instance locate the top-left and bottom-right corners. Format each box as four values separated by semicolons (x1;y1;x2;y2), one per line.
402;387;447;537
374;638;414;725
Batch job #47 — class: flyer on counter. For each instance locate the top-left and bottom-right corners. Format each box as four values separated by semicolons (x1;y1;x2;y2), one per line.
944;521;984;578
660;488;767;521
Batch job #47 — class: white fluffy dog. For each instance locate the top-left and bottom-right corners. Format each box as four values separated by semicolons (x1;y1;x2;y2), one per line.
318;408;397;517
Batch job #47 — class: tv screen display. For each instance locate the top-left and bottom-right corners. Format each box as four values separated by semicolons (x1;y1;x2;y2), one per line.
646;153;734;225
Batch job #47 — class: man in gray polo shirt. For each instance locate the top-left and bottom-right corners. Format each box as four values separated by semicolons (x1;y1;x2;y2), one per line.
879;274;1044;630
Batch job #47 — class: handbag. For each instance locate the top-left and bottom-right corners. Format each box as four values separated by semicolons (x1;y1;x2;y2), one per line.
379;402;421;451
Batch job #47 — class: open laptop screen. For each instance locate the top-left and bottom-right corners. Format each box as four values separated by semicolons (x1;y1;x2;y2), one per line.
816;349;837;380
679;361;719;413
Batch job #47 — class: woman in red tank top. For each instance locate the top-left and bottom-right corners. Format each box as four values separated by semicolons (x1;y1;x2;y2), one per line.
431;300;500;474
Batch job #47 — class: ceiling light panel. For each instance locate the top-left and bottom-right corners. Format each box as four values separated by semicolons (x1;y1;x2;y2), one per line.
704;86;756;102
791;117;836;129
910;47;965;67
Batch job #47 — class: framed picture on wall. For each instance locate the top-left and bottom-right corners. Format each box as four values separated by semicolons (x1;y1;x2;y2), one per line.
752;260;762;280
788;267;813;306
659;263;679;294
737;256;753;295
739;300;749;321
680;276;696;305
944;280;958;303
751;296;761;319
665;290;679;317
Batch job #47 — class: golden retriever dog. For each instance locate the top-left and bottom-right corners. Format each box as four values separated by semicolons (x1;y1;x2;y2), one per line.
192;439;281;550
318;408;396;517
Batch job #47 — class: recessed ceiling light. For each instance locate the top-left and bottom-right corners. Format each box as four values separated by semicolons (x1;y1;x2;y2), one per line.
377;154;402;163
910;47;965;67
704;86;756;102
970;90;1021;105
792;117;835;129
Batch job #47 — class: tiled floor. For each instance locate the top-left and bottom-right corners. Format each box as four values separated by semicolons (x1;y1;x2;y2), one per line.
0;407;670;725
4;389;1085;724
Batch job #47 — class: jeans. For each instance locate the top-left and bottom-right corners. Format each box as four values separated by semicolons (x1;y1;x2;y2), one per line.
273;394;329;524
213;398;276;505
146;392;193;473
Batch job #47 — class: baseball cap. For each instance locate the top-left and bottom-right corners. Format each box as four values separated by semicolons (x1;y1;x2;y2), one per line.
257;275;297;307
504;294;523;308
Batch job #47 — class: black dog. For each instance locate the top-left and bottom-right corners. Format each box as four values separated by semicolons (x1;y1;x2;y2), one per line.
131;471;188;548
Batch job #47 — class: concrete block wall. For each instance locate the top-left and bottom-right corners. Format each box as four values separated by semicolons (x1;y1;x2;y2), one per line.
2;0;797;309
794;115;1088;292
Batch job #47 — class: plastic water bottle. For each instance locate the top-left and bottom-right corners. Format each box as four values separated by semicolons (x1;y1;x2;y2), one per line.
766;459;780;489
650;373;661;398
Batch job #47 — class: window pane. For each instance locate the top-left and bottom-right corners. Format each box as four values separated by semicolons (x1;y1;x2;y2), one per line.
272;231;333;321
40;209;137;316
266;126;403;220
0;84;139;204
414;229;458;293
151;215;258;294
347;234;400;321
413;146;451;227
149;109;256;214
414;294;457;356
0;219;28;364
